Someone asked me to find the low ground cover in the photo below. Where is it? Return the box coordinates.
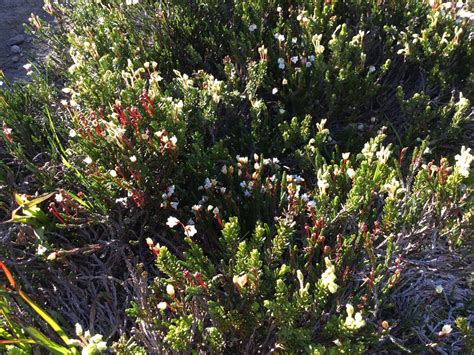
[0,0,472,353]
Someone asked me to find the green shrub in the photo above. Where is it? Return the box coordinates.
[129,131,471,352]
[0,0,472,353]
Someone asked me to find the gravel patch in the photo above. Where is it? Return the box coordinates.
[0,0,49,83]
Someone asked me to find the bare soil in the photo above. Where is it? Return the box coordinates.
[0,0,49,82]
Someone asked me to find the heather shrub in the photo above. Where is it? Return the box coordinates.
[0,0,472,353]
[124,130,472,352]
[6,0,472,156]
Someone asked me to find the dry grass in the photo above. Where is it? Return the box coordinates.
[387,204,473,354]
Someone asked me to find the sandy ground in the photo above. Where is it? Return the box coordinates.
[0,0,49,83]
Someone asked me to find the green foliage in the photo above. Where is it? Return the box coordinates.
[1,0,471,222]
[0,0,472,353]
[455,316,474,352]
[134,135,472,352]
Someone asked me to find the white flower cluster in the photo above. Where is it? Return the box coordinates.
[276,51,316,70]
[263,157,280,168]
[154,129,178,147]
[173,99,184,114]
[199,177,218,191]
[167,216,197,237]
[104,121,126,144]
[240,180,254,197]
[175,71,193,89]
[312,34,325,55]
[376,145,391,164]
[194,155,282,215]
[317,168,330,195]
[277,57,285,70]
[316,118,328,133]
[454,146,473,178]
[161,185,179,209]
[344,304,366,330]
[274,32,285,42]
[321,257,338,293]
[286,174,304,197]
[205,75,223,103]
[382,177,405,199]
[68,323,107,354]
[361,140,379,162]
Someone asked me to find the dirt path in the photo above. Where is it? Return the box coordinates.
[0,0,48,83]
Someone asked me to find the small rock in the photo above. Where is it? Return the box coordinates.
[11,45,21,54]
[11,56,19,63]
[8,34,26,46]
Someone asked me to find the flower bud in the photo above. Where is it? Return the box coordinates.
[166,284,175,297]
[47,252,57,261]
[75,323,83,337]
[96,341,107,351]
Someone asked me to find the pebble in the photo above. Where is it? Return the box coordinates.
[11,45,21,54]
[8,34,26,46]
